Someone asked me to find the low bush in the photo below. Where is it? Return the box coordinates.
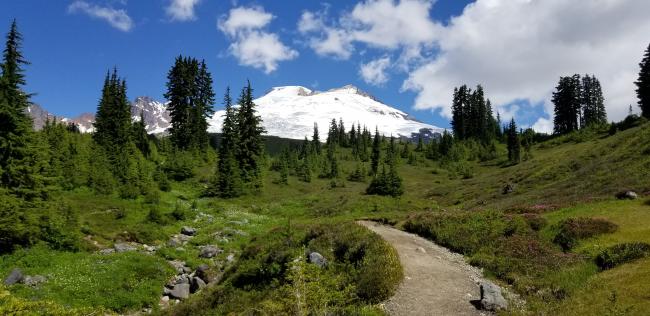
[553,217,618,251]
[595,242,650,270]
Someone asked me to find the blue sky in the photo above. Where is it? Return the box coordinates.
[1,1,649,132]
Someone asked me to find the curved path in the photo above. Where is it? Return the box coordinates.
[358,221,490,316]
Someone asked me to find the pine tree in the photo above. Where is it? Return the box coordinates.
[338,118,347,147]
[581,75,607,127]
[164,56,215,150]
[236,81,266,186]
[370,128,381,175]
[327,118,339,147]
[507,119,520,163]
[636,43,650,118]
[552,75,581,134]
[93,69,132,150]
[132,111,150,156]
[415,136,423,152]
[211,87,242,197]
[0,20,44,197]
[311,122,321,155]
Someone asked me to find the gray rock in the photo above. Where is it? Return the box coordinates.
[182,266,192,274]
[169,283,190,300]
[22,275,46,286]
[181,226,197,236]
[226,253,236,263]
[99,248,115,255]
[168,260,186,273]
[114,243,137,252]
[616,190,638,200]
[199,245,221,258]
[190,276,206,293]
[167,237,182,247]
[479,281,507,311]
[176,274,190,285]
[309,252,328,268]
[195,264,210,283]
[4,268,23,285]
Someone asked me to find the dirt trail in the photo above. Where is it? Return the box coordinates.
[358,221,490,316]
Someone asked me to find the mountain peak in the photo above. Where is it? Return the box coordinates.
[328,84,379,102]
[263,86,313,98]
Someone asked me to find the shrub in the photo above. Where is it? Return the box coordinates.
[553,217,618,251]
[522,213,547,231]
[170,202,189,221]
[146,207,167,225]
[595,242,650,270]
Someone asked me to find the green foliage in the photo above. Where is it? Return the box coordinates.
[507,118,521,163]
[208,87,243,198]
[450,84,498,143]
[636,43,650,118]
[162,150,195,181]
[595,242,650,270]
[235,81,266,187]
[164,56,215,151]
[553,217,618,251]
[0,245,174,311]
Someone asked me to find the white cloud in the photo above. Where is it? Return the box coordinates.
[219,6,297,73]
[218,6,273,37]
[360,56,391,86]
[402,0,650,122]
[68,1,133,32]
[229,31,298,74]
[532,117,553,134]
[166,0,201,21]
[298,0,439,60]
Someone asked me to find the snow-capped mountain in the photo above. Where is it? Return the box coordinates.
[27,85,443,141]
[208,85,443,140]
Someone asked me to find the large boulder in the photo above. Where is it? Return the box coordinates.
[168,283,190,300]
[190,276,207,293]
[308,252,328,268]
[479,281,507,311]
[199,245,221,258]
[616,190,638,200]
[4,268,23,285]
[195,264,210,283]
[181,226,197,236]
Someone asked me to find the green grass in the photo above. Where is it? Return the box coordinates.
[0,244,174,311]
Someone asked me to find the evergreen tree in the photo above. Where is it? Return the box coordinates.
[552,75,582,134]
[132,111,150,156]
[581,75,607,127]
[400,141,410,159]
[338,118,347,147]
[370,128,381,175]
[636,43,650,118]
[507,119,521,163]
[415,136,423,152]
[0,20,41,195]
[93,69,132,150]
[326,118,339,147]
[236,81,266,186]
[211,87,242,197]
[311,122,321,155]
[164,56,215,150]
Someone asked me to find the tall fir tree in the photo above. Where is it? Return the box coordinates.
[311,122,321,155]
[212,87,242,197]
[581,75,607,127]
[370,127,381,175]
[0,20,42,196]
[636,43,650,118]
[507,118,521,163]
[132,111,150,157]
[552,75,582,134]
[236,81,266,186]
[164,56,215,150]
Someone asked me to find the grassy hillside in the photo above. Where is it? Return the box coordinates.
[2,121,649,315]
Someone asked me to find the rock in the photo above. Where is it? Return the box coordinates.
[181,226,197,236]
[160,295,170,306]
[168,260,186,273]
[199,245,221,258]
[190,276,206,293]
[99,248,115,255]
[176,274,190,285]
[143,244,158,252]
[114,242,137,252]
[195,264,210,282]
[169,283,190,300]
[479,281,507,311]
[226,253,236,263]
[22,275,46,286]
[502,183,514,195]
[616,190,638,200]
[4,268,23,285]
[182,266,192,274]
[167,237,182,247]
[308,252,328,268]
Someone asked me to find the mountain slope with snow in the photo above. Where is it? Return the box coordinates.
[208,85,443,140]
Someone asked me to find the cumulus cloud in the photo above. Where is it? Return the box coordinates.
[68,1,133,32]
[298,0,439,60]
[360,56,391,86]
[299,0,650,132]
[219,6,297,73]
[166,0,201,21]
[402,0,650,126]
